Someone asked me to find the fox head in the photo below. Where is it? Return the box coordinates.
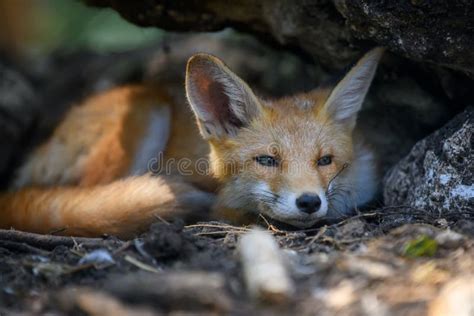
[185,48,383,228]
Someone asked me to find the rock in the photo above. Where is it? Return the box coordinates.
[428,276,474,316]
[313,280,357,310]
[361,294,390,316]
[84,0,474,77]
[145,32,323,97]
[84,0,354,69]
[435,230,465,249]
[0,59,38,188]
[384,107,473,218]
[335,1,474,76]
[341,256,394,279]
[78,249,115,266]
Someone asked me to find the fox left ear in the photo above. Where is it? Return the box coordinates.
[185,54,262,140]
[324,48,384,130]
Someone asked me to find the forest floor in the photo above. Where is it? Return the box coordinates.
[0,208,473,315]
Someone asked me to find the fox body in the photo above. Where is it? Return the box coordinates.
[0,48,383,238]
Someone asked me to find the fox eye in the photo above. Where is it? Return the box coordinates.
[317,155,332,166]
[255,155,279,167]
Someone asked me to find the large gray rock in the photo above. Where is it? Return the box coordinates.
[384,107,473,218]
[335,0,474,76]
[84,0,474,77]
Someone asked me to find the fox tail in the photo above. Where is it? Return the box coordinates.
[0,175,213,238]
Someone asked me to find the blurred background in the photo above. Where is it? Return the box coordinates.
[0,0,164,57]
[0,0,163,187]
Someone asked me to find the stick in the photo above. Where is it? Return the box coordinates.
[238,228,294,303]
[0,229,122,250]
[0,240,51,256]
[124,255,161,274]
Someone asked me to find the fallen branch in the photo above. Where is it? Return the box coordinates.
[57,287,156,316]
[106,271,233,312]
[239,228,294,303]
[0,240,51,256]
[124,255,161,274]
[0,229,123,251]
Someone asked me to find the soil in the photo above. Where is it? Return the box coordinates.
[0,208,472,315]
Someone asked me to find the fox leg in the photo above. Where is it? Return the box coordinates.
[0,174,214,238]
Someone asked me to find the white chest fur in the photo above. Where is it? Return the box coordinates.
[128,105,171,176]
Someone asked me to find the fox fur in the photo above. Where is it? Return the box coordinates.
[0,48,383,238]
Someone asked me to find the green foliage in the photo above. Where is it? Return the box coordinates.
[403,235,438,258]
[32,0,163,54]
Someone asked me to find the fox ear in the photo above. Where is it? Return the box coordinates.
[324,48,384,130]
[185,54,261,140]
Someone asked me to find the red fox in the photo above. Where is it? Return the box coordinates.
[0,48,383,238]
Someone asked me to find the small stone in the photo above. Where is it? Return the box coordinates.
[428,276,474,316]
[435,230,464,249]
[313,281,356,310]
[78,249,114,265]
[410,262,450,284]
[342,256,394,279]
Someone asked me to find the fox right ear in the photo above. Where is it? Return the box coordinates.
[324,48,384,130]
[185,54,261,140]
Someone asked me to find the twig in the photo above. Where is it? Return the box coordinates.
[133,239,157,265]
[69,249,84,257]
[185,222,252,239]
[319,235,342,249]
[0,240,51,256]
[124,255,161,274]
[71,237,80,252]
[306,225,328,245]
[113,240,132,255]
[65,263,96,274]
[239,228,294,303]
[259,214,286,235]
[194,230,247,237]
[338,236,373,244]
[0,229,123,251]
[153,214,171,225]
[49,227,67,235]
[185,223,250,231]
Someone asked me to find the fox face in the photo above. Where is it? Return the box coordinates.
[185,49,383,227]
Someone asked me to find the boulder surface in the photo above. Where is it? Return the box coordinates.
[384,107,473,218]
[84,0,474,76]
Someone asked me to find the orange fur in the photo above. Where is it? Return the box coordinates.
[186,49,382,227]
[2,85,214,238]
[0,175,211,238]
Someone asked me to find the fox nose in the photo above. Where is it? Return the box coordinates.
[296,193,321,214]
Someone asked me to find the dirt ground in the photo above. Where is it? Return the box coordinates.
[0,207,472,316]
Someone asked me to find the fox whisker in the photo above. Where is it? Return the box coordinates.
[326,179,361,218]
[328,163,350,189]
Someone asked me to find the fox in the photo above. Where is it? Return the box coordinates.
[0,48,383,238]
